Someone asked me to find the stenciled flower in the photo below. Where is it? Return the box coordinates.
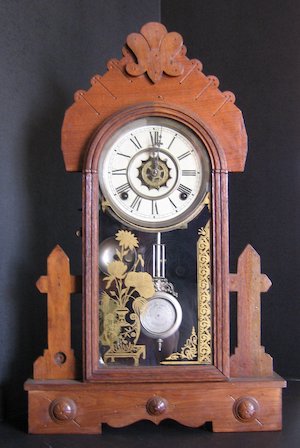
[125,272,155,299]
[132,296,148,315]
[107,260,127,278]
[104,260,127,288]
[115,230,139,250]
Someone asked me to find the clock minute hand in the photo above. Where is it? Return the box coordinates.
[150,130,163,174]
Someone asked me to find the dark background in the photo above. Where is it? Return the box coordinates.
[0,0,299,425]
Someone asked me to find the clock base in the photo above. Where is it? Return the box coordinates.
[25,376,286,433]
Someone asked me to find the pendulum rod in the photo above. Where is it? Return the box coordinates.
[152,232,166,278]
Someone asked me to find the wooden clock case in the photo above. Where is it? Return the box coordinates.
[24,22,286,433]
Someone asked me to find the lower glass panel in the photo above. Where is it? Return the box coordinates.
[98,194,213,367]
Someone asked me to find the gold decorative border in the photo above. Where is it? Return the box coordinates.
[161,327,198,362]
[162,194,212,365]
[197,218,212,363]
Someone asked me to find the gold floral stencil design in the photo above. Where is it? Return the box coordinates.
[99,230,155,366]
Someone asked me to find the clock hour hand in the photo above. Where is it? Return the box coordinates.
[151,150,159,175]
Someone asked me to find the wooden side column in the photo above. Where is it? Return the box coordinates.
[33,245,81,379]
[230,245,273,377]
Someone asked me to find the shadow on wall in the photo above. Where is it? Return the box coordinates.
[3,76,82,421]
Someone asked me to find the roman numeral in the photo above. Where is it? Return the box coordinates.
[130,136,142,149]
[116,152,130,158]
[182,170,196,176]
[167,134,177,149]
[168,197,178,210]
[130,195,142,211]
[116,183,130,194]
[112,168,127,175]
[178,184,192,195]
[150,130,162,147]
[178,151,191,161]
[151,200,158,215]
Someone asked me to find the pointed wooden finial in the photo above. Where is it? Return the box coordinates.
[33,245,81,380]
[230,245,273,377]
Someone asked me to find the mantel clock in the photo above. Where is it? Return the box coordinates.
[25,22,286,433]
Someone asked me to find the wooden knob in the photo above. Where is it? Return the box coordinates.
[233,397,259,422]
[49,398,76,423]
[146,396,168,416]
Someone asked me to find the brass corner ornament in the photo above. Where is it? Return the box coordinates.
[125,22,185,83]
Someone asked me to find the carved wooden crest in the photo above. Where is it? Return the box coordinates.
[61,22,247,173]
[125,22,184,83]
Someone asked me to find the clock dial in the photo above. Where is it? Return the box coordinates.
[98,117,210,231]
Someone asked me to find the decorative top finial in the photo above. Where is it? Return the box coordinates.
[125,22,184,83]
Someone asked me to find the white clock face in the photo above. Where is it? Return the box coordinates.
[98,117,210,231]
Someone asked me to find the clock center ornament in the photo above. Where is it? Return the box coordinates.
[25,22,286,434]
[137,155,170,190]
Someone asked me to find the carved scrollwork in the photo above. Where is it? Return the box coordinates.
[125,22,184,83]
